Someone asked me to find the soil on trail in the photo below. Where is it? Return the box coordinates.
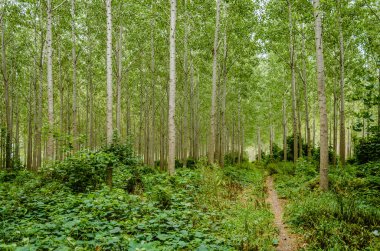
[266,176,299,251]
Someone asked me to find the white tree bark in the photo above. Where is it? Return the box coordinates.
[283,97,287,161]
[257,127,261,162]
[288,0,298,162]
[47,0,54,160]
[338,0,346,165]
[313,0,329,191]
[116,26,123,134]
[106,0,113,145]
[71,0,78,150]
[167,0,177,175]
[302,24,311,159]
[208,0,221,164]
[182,0,189,167]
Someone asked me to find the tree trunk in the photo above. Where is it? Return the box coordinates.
[14,96,20,162]
[88,33,94,149]
[313,111,316,147]
[150,11,156,166]
[338,0,346,165]
[378,67,380,128]
[182,0,189,167]
[257,127,261,162]
[47,0,54,160]
[270,125,273,159]
[237,97,241,164]
[297,92,302,158]
[208,0,221,164]
[27,67,34,170]
[71,0,78,151]
[240,121,244,163]
[190,61,195,158]
[313,0,329,191]
[2,16,12,170]
[288,0,298,162]
[116,26,123,134]
[333,79,337,165]
[194,71,200,160]
[34,3,44,169]
[160,104,165,170]
[106,0,113,145]
[167,0,177,175]
[283,98,287,161]
[220,28,228,167]
[302,26,311,160]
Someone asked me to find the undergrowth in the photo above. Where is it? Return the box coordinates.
[0,152,276,250]
[271,159,380,250]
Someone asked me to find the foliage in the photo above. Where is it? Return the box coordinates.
[102,140,141,166]
[284,135,310,161]
[0,162,277,250]
[45,143,138,193]
[224,152,249,165]
[46,150,118,193]
[354,132,380,164]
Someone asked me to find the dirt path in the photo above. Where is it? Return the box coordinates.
[266,176,298,251]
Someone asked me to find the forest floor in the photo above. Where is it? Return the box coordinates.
[266,176,300,251]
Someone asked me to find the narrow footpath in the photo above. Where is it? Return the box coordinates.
[266,176,298,251]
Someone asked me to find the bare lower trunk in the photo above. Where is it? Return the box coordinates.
[160,104,165,170]
[34,6,44,169]
[106,165,113,189]
[283,98,287,161]
[2,18,12,170]
[106,0,113,145]
[116,26,123,134]
[183,0,189,167]
[71,0,78,151]
[302,27,311,159]
[313,112,316,147]
[257,128,261,162]
[150,13,156,166]
[190,62,195,158]
[27,75,33,169]
[88,33,94,149]
[378,67,380,128]
[313,0,329,191]
[270,125,273,159]
[333,80,337,165]
[338,0,346,165]
[194,71,200,160]
[47,0,54,160]
[288,1,298,162]
[220,28,228,167]
[240,122,244,162]
[14,98,20,162]
[208,0,221,164]
[168,0,177,175]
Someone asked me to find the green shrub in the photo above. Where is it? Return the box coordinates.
[355,132,380,164]
[47,150,118,193]
[150,186,172,209]
[295,158,318,177]
[266,162,278,175]
[312,146,335,164]
[224,152,249,165]
[102,141,140,166]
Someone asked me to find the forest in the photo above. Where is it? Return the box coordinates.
[0,0,379,250]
